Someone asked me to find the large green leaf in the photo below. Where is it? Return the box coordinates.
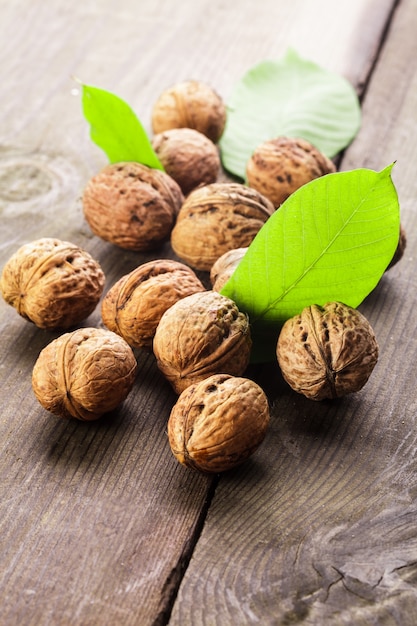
[220,49,361,180]
[221,165,400,361]
[81,84,164,169]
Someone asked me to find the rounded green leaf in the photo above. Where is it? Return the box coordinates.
[219,49,361,180]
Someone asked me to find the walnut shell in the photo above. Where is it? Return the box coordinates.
[101,259,205,350]
[82,162,184,251]
[276,302,379,401]
[0,238,105,329]
[386,223,407,270]
[151,80,227,143]
[246,136,336,207]
[153,290,252,394]
[168,373,270,473]
[170,182,274,271]
[210,247,248,292]
[32,327,137,421]
[152,128,220,195]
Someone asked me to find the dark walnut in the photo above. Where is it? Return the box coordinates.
[152,128,220,196]
[151,79,227,143]
[82,162,183,251]
[0,237,105,329]
[153,290,252,394]
[170,182,274,271]
[246,136,336,207]
[32,327,137,421]
[101,259,205,350]
[276,302,379,400]
[168,374,270,473]
[387,223,407,270]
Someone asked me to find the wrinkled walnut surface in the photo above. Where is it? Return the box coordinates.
[32,327,137,421]
[170,182,274,270]
[152,128,220,195]
[277,302,379,400]
[151,80,227,143]
[102,259,205,350]
[0,238,105,329]
[168,373,270,473]
[82,162,183,251]
[210,247,248,292]
[246,136,336,207]
[153,291,252,394]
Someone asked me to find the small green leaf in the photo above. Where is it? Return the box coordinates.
[81,84,164,169]
[221,165,400,361]
[220,48,361,180]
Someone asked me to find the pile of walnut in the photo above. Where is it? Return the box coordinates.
[0,79,406,474]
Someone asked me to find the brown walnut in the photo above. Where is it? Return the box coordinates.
[152,128,220,195]
[32,327,137,421]
[151,79,227,143]
[386,223,407,270]
[153,290,252,394]
[0,238,105,329]
[170,182,274,271]
[82,162,183,251]
[276,302,379,401]
[101,259,205,350]
[246,136,336,208]
[168,373,270,473]
[210,247,248,292]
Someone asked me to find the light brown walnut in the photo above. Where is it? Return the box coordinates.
[101,259,205,350]
[210,247,248,292]
[32,327,137,421]
[168,373,270,473]
[82,162,183,251]
[276,302,379,400]
[170,182,274,271]
[153,291,252,394]
[0,238,105,329]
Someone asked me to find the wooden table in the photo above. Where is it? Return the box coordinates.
[1,1,417,623]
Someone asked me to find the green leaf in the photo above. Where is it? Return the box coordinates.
[219,49,361,180]
[81,84,164,169]
[221,165,400,361]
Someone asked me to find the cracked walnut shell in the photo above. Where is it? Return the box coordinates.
[276,302,379,401]
[0,238,105,329]
[168,374,270,473]
[101,259,205,350]
[153,291,252,394]
[32,327,137,421]
[246,136,336,207]
[82,162,184,251]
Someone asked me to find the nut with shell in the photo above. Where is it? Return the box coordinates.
[386,223,407,270]
[170,182,274,271]
[168,373,270,473]
[101,259,206,351]
[151,79,227,143]
[152,128,221,196]
[0,238,105,329]
[82,162,183,251]
[210,247,248,292]
[276,301,379,401]
[32,327,137,421]
[153,290,252,394]
[246,136,336,208]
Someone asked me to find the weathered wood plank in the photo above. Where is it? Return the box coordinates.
[169,0,417,624]
[0,0,399,624]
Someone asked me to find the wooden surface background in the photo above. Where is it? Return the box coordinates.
[1,0,417,624]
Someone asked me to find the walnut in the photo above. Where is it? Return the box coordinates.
[168,373,270,473]
[101,259,205,350]
[246,136,336,208]
[151,80,227,143]
[170,182,274,271]
[152,128,220,195]
[386,223,407,270]
[153,290,251,394]
[0,238,105,329]
[276,302,379,401]
[210,247,248,292]
[32,327,137,421]
[82,162,183,251]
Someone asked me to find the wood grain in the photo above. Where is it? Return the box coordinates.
[0,0,406,624]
